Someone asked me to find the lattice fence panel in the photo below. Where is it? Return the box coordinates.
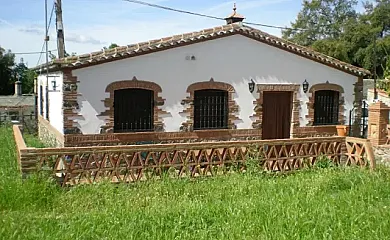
[22,137,353,186]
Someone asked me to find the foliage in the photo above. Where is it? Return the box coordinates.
[14,61,37,94]
[283,0,390,78]
[282,0,358,46]
[1,126,390,239]
[314,154,334,168]
[0,46,36,95]
[23,133,46,148]
[384,56,390,79]
[0,46,16,95]
[103,43,119,50]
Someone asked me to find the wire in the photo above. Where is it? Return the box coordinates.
[122,0,307,31]
[123,0,222,21]
[36,2,55,66]
[13,50,57,55]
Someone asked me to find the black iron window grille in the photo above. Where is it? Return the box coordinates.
[114,88,154,133]
[313,90,339,125]
[193,89,228,130]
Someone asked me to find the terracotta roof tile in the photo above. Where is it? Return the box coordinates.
[35,23,370,76]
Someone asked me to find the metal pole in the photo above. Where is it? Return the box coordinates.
[45,0,50,120]
[373,33,378,100]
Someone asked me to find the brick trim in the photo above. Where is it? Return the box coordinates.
[180,78,240,131]
[351,77,363,136]
[99,76,166,132]
[251,84,300,138]
[306,83,345,126]
[64,129,263,146]
[63,69,81,134]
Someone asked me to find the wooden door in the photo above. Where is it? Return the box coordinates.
[262,91,292,139]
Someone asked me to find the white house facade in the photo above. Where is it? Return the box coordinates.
[35,13,370,147]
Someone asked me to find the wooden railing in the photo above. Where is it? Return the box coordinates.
[13,125,27,173]
[13,125,375,186]
[12,125,376,186]
[345,137,375,170]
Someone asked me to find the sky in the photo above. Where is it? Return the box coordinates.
[0,0,305,67]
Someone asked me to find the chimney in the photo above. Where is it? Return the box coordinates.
[14,81,22,96]
[224,3,245,25]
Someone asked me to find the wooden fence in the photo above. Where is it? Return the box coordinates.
[13,125,375,186]
[1,113,37,134]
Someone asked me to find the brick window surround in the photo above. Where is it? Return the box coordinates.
[251,84,300,138]
[99,76,166,133]
[306,83,345,126]
[180,78,240,131]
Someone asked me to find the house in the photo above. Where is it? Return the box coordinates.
[0,81,36,124]
[34,6,370,147]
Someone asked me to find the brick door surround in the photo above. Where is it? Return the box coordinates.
[251,84,300,138]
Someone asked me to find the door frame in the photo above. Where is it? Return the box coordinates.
[251,84,300,139]
[261,91,293,139]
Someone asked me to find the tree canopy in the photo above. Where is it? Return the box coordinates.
[283,0,390,78]
[0,46,36,95]
[103,43,119,50]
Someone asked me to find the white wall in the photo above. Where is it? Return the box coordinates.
[367,89,390,106]
[37,72,64,134]
[72,34,358,134]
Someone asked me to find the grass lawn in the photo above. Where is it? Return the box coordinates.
[1,126,390,239]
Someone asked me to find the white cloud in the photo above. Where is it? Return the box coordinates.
[66,34,107,45]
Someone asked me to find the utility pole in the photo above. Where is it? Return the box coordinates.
[55,0,65,58]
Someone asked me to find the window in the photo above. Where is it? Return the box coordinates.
[113,88,154,132]
[39,85,44,116]
[193,89,228,130]
[313,90,339,125]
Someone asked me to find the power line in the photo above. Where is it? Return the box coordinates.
[122,0,307,31]
[13,49,57,55]
[36,1,55,66]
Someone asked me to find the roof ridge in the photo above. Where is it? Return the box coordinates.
[35,23,369,76]
[240,24,368,74]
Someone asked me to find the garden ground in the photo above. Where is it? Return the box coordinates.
[1,126,390,239]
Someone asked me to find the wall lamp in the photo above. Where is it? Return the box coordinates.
[248,79,255,93]
[302,79,309,93]
[51,80,57,91]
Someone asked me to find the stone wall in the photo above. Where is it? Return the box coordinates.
[38,115,64,147]
[373,146,390,167]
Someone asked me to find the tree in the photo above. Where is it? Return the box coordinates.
[0,46,16,95]
[13,61,36,94]
[283,0,390,78]
[282,0,358,46]
[103,43,119,50]
[0,46,36,95]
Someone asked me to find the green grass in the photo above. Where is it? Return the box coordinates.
[23,133,46,148]
[1,126,390,239]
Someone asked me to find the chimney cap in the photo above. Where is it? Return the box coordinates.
[224,3,245,24]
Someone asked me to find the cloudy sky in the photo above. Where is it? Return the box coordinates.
[0,0,304,67]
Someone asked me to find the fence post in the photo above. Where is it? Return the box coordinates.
[364,140,376,170]
[368,101,390,146]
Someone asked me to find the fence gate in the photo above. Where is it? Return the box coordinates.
[348,101,368,138]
